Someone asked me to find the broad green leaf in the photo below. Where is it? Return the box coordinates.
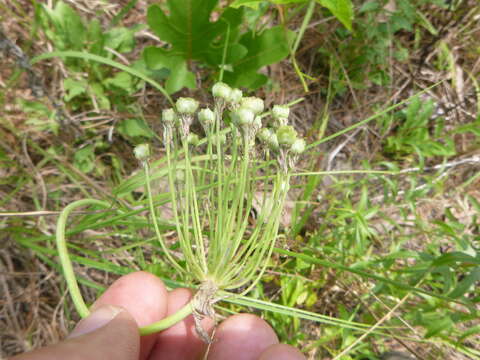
[145,2,253,91]
[316,0,354,31]
[165,61,196,93]
[143,47,196,93]
[225,26,293,88]
[144,47,172,70]
[147,1,220,61]
[206,43,248,65]
[117,118,155,139]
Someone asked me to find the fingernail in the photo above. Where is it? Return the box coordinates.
[69,305,124,338]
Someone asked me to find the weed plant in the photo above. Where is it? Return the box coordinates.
[56,82,307,339]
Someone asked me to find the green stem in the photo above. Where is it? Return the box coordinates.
[144,162,185,275]
[289,0,316,92]
[56,198,193,334]
[139,302,193,335]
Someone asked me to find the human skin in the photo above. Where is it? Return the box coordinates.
[11,271,305,360]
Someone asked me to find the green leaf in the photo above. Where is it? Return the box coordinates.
[225,26,293,88]
[104,72,134,92]
[424,315,453,338]
[63,78,88,101]
[42,1,86,50]
[74,145,95,173]
[143,47,196,93]
[316,0,354,31]
[432,252,480,267]
[271,0,306,3]
[147,1,219,62]
[165,60,196,93]
[117,118,155,139]
[105,27,139,53]
[145,2,248,91]
[449,268,480,299]
[230,0,262,8]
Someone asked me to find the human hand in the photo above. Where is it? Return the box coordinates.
[11,271,305,360]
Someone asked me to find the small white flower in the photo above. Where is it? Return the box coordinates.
[258,128,273,143]
[212,82,232,99]
[162,108,177,125]
[291,138,306,154]
[198,108,215,126]
[176,97,199,114]
[241,97,264,115]
[233,107,255,126]
[228,88,243,103]
[272,105,289,120]
[134,143,150,161]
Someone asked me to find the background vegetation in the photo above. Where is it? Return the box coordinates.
[1,0,479,359]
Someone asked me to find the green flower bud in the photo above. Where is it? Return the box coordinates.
[233,107,255,126]
[276,125,297,146]
[176,97,199,114]
[228,88,243,103]
[268,133,279,150]
[272,105,290,120]
[186,133,200,146]
[291,138,306,154]
[258,128,273,143]
[241,97,264,115]
[134,143,150,161]
[212,82,232,99]
[162,108,177,125]
[198,108,215,126]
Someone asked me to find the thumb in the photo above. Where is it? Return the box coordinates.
[11,305,140,360]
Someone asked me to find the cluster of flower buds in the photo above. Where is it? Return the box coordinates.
[256,102,306,172]
[154,81,305,171]
[212,82,243,108]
